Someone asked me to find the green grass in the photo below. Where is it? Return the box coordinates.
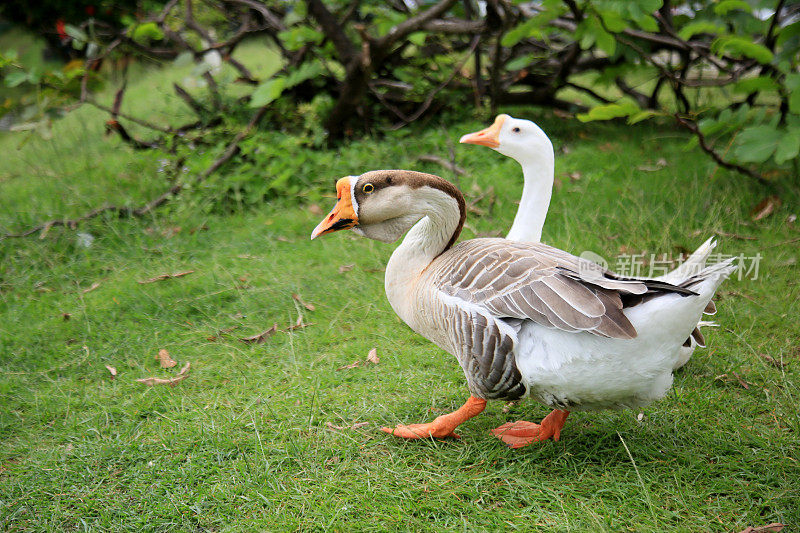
[1,49,800,531]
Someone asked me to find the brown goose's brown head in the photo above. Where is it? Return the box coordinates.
[311,170,465,249]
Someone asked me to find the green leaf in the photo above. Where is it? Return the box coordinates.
[637,0,663,12]
[789,92,800,115]
[285,62,322,87]
[776,21,800,49]
[278,26,323,51]
[599,10,626,33]
[714,0,751,15]
[774,128,800,164]
[713,36,773,64]
[501,18,541,47]
[634,15,659,33]
[250,77,286,107]
[785,74,800,114]
[733,125,782,163]
[505,53,539,71]
[408,32,426,47]
[582,17,616,55]
[64,24,88,42]
[131,22,164,45]
[628,110,655,124]
[678,22,726,41]
[732,76,779,94]
[4,71,28,87]
[577,101,640,122]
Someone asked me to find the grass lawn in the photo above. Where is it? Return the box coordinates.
[1,51,799,531]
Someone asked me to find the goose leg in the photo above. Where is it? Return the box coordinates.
[381,396,487,440]
[491,410,570,448]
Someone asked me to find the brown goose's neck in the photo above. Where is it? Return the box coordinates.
[383,176,466,321]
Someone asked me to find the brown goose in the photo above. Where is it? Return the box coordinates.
[312,170,735,448]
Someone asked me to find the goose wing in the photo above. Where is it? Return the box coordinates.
[434,238,666,340]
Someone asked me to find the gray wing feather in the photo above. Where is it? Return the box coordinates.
[436,239,642,339]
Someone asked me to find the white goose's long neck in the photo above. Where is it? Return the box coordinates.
[505,150,554,243]
[384,189,463,323]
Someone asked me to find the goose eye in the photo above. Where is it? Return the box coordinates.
[363,183,375,194]
[512,127,521,133]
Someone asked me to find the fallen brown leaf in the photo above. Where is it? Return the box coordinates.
[566,171,582,181]
[598,142,618,152]
[751,195,782,221]
[337,360,361,371]
[637,158,668,172]
[292,293,316,311]
[189,224,209,234]
[338,264,355,274]
[285,319,314,331]
[501,400,519,414]
[714,373,751,389]
[136,362,191,387]
[105,365,117,378]
[62,313,71,321]
[759,353,787,368]
[157,349,177,369]
[326,421,370,431]
[82,281,101,294]
[276,236,292,243]
[366,347,380,365]
[738,523,785,533]
[732,371,750,389]
[137,270,194,284]
[240,323,279,344]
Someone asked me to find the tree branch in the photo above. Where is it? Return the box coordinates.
[375,0,459,52]
[674,115,771,187]
[306,0,357,63]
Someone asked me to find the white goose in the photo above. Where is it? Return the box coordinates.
[459,114,718,369]
[311,170,735,448]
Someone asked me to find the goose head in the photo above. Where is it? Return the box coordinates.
[311,170,465,246]
[459,114,553,166]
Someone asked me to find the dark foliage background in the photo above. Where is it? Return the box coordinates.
[1,0,797,235]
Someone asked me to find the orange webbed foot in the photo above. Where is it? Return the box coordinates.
[491,410,570,449]
[381,396,487,441]
[380,423,460,440]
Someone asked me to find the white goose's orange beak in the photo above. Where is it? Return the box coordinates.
[311,177,358,239]
[459,114,508,148]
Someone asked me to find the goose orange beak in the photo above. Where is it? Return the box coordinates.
[311,177,358,239]
[459,114,507,148]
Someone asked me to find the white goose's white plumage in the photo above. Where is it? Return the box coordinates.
[460,114,718,369]
[311,170,736,447]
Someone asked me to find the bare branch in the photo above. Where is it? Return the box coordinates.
[306,0,357,63]
[376,0,459,52]
[174,83,209,116]
[389,36,479,128]
[674,115,771,187]
[83,99,172,133]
